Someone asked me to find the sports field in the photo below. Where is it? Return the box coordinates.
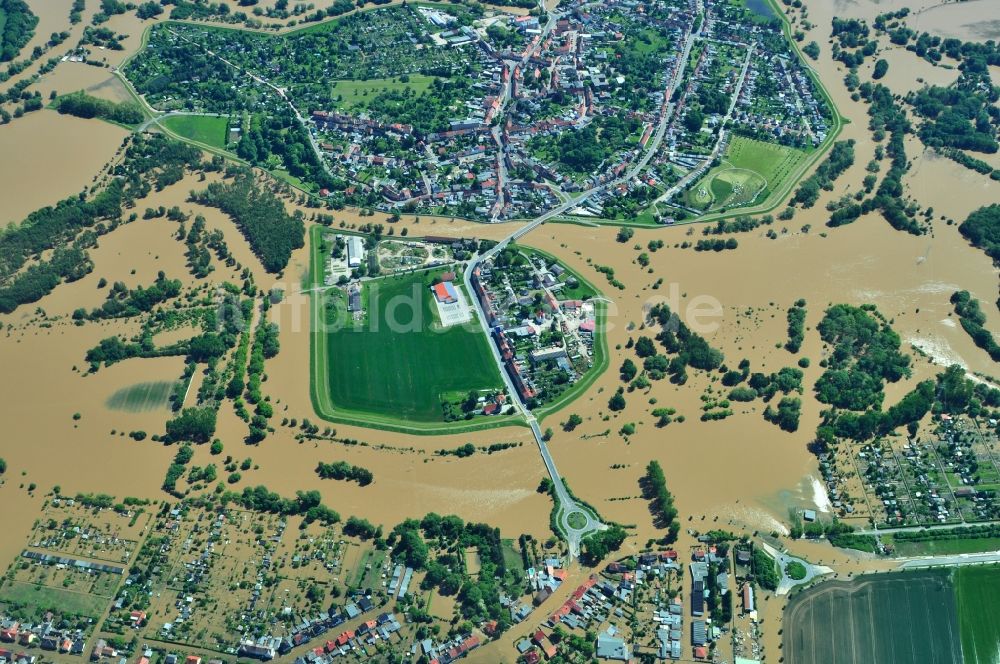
[316,270,503,423]
[160,114,230,149]
[956,565,1000,664]
[687,136,808,210]
[784,570,963,664]
[331,75,435,111]
[106,381,177,412]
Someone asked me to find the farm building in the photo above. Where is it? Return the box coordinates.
[347,236,365,268]
[432,281,459,304]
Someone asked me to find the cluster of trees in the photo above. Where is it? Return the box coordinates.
[694,238,738,252]
[642,461,680,543]
[763,396,802,432]
[0,181,122,313]
[183,214,230,278]
[893,523,1000,544]
[315,460,374,486]
[637,303,725,384]
[751,547,779,591]
[959,204,1000,265]
[55,91,144,125]
[165,406,217,443]
[941,148,1000,179]
[243,318,280,442]
[192,172,305,273]
[580,525,628,566]
[534,114,641,174]
[73,272,181,321]
[0,0,39,62]
[362,76,476,135]
[437,443,477,458]
[792,140,855,207]
[221,486,340,526]
[0,135,202,315]
[911,82,998,154]
[701,215,773,236]
[858,83,922,235]
[0,245,93,314]
[785,299,807,352]
[813,304,910,411]
[342,515,381,540]
[951,291,1000,362]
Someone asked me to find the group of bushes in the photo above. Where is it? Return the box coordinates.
[315,460,374,486]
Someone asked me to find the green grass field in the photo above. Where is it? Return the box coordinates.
[161,114,230,149]
[687,136,808,211]
[956,565,1000,664]
[0,581,109,620]
[317,269,503,422]
[889,536,1000,557]
[331,75,435,111]
[106,381,177,412]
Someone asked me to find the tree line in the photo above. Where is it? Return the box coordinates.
[55,91,144,125]
[642,460,680,543]
[315,460,374,486]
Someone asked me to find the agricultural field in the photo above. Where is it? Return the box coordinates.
[687,136,808,210]
[313,267,504,424]
[956,565,1000,664]
[783,570,963,664]
[106,381,178,412]
[160,115,232,150]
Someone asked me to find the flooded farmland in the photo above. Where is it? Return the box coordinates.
[0,111,128,226]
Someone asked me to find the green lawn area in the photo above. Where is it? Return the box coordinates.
[161,114,230,149]
[316,267,503,423]
[0,581,109,620]
[106,381,177,412]
[686,136,808,211]
[956,565,1000,664]
[889,536,1000,557]
[501,539,525,575]
[331,75,436,111]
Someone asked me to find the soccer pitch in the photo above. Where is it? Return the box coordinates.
[313,269,504,425]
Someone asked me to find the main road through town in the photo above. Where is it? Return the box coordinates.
[462,16,699,558]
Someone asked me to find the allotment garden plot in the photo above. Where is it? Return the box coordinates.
[819,414,1000,531]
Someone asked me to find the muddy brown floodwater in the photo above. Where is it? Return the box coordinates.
[0,0,998,659]
[0,111,128,226]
